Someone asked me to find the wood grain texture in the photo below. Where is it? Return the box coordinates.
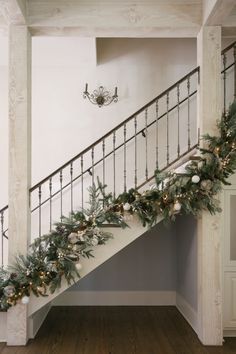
[197,26,223,346]
[27,1,202,28]
[1,306,236,353]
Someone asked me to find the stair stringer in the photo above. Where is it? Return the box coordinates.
[28,215,162,317]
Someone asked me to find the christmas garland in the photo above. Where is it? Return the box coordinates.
[1,103,236,311]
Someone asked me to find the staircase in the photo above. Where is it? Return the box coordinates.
[0,40,235,342]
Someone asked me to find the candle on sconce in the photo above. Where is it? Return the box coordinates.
[114,87,118,97]
[85,83,88,93]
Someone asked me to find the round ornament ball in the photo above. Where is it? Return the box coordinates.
[21,296,30,305]
[75,262,83,271]
[3,285,15,297]
[191,175,200,184]
[123,202,131,211]
[68,232,78,244]
[174,201,182,212]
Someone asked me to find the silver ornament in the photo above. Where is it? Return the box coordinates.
[68,232,78,244]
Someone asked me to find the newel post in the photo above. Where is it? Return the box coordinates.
[197,26,223,345]
[7,25,32,346]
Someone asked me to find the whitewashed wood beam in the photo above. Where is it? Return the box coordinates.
[197,26,223,346]
[203,0,236,26]
[0,0,27,25]
[29,26,200,38]
[27,1,201,37]
[7,24,31,346]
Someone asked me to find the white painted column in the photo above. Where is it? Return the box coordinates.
[7,25,31,346]
[197,26,222,345]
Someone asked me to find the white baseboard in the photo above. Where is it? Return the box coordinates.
[176,292,198,334]
[0,312,7,342]
[53,291,176,306]
[28,303,51,339]
[223,329,236,337]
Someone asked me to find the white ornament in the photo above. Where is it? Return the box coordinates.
[75,263,83,271]
[174,201,182,211]
[191,175,200,184]
[68,232,78,244]
[21,296,30,305]
[123,202,131,211]
[3,285,15,297]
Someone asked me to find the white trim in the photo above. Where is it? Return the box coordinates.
[0,312,7,342]
[53,291,176,306]
[176,292,198,334]
[28,303,51,339]
[223,329,236,337]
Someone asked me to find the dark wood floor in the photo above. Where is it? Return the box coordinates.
[0,306,236,354]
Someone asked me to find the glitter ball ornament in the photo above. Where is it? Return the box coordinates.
[68,232,78,244]
[75,263,83,271]
[191,175,200,184]
[3,285,15,297]
[174,201,182,212]
[123,202,131,211]
[21,296,30,305]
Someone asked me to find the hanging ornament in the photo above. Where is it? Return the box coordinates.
[21,296,30,305]
[75,262,83,271]
[191,175,200,184]
[68,232,78,244]
[173,201,182,212]
[3,285,15,297]
[123,202,131,211]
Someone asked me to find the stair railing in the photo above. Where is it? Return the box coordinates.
[0,66,200,265]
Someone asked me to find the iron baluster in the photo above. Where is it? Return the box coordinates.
[49,178,52,232]
[187,76,191,150]
[166,92,170,165]
[38,186,42,237]
[1,211,3,267]
[102,140,105,186]
[177,84,180,157]
[155,100,159,169]
[134,116,137,188]
[145,108,148,181]
[81,156,84,209]
[113,131,116,198]
[124,123,127,192]
[234,45,236,100]
[91,147,94,185]
[223,53,227,115]
[70,162,73,213]
[60,170,63,220]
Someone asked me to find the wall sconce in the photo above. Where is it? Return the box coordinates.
[83,83,118,108]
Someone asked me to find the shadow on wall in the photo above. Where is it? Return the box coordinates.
[96,38,197,66]
[72,220,177,292]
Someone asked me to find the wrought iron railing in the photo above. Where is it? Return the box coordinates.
[222,41,236,113]
[0,67,199,266]
[29,67,199,239]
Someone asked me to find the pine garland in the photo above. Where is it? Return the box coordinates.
[1,102,236,311]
